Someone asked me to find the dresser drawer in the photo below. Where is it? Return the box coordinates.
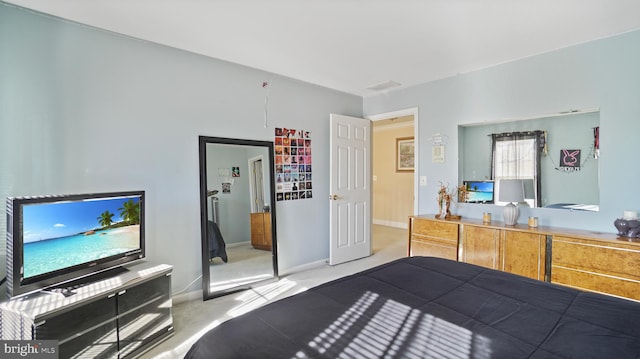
[552,236,640,279]
[410,236,458,260]
[411,218,458,240]
[551,266,640,300]
[409,217,459,260]
[551,236,640,299]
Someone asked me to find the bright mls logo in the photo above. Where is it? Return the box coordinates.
[1,340,58,358]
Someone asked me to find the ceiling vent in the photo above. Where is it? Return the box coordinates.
[366,80,401,92]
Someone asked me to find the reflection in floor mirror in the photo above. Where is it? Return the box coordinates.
[198,136,278,300]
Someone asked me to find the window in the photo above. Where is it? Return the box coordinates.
[491,131,544,207]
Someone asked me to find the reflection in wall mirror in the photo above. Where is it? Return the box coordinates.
[199,136,278,300]
[459,110,600,211]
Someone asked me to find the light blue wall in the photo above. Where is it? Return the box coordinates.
[365,29,640,232]
[0,4,362,296]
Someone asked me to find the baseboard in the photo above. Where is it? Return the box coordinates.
[225,240,251,248]
[174,224,403,304]
[279,259,328,276]
[173,260,329,303]
[172,289,202,304]
[372,219,408,229]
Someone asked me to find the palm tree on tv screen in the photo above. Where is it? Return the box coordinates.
[119,199,140,224]
[98,210,115,228]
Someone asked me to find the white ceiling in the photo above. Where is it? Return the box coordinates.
[6,0,640,96]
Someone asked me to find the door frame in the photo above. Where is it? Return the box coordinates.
[367,107,420,216]
[248,155,265,213]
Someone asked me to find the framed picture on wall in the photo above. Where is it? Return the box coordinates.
[396,137,415,172]
[560,149,581,168]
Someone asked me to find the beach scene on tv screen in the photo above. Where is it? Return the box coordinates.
[22,196,141,279]
[467,182,494,202]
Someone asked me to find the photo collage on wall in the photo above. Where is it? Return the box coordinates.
[275,128,312,201]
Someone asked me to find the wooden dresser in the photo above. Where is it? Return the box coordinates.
[250,212,272,250]
[409,215,640,301]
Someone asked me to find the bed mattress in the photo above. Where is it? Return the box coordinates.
[185,256,640,358]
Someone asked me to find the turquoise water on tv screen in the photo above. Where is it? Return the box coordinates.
[23,225,140,279]
[470,191,494,202]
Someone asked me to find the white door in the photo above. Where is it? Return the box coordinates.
[329,114,372,265]
[249,156,265,212]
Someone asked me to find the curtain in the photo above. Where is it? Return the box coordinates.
[491,131,544,207]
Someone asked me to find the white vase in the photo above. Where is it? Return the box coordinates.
[503,202,519,225]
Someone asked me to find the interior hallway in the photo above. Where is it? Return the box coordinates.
[144,224,408,358]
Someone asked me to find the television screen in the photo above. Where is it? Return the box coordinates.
[463,181,494,203]
[6,191,145,298]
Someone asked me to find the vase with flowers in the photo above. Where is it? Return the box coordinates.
[436,182,464,220]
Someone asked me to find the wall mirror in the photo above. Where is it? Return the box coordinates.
[199,136,278,300]
[458,110,600,211]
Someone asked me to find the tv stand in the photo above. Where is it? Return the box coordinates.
[45,287,77,297]
[45,266,130,297]
[0,262,173,358]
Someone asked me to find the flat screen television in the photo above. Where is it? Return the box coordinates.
[463,180,495,204]
[6,190,145,298]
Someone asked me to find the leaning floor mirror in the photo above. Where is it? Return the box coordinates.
[198,136,278,300]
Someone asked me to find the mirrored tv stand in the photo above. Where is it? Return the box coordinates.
[0,262,173,359]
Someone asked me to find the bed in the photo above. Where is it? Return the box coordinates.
[544,203,600,211]
[185,256,640,358]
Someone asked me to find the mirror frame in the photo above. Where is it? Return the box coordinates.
[198,136,279,300]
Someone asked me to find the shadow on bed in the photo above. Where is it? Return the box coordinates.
[185,256,640,358]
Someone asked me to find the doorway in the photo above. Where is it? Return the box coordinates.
[368,108,418,252]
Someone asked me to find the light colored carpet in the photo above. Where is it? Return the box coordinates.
[208,243,273,293]
[142,224,407,359]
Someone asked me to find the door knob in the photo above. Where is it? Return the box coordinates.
[329,194,340,200]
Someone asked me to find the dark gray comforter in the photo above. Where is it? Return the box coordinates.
[186,256,640,358]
